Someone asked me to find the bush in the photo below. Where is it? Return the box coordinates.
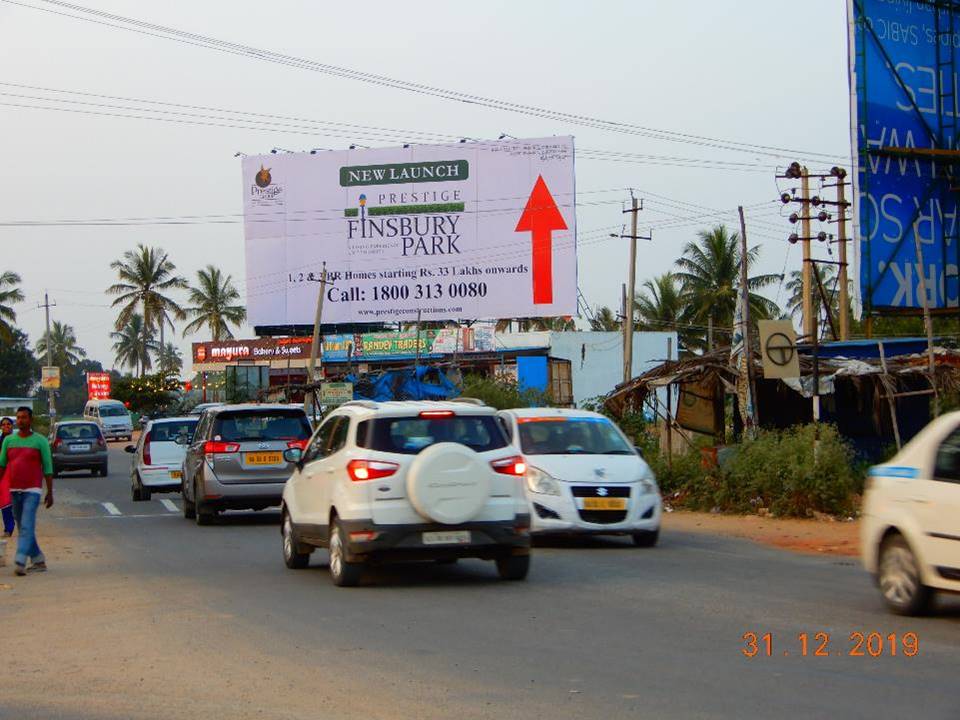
[459,374,550,410]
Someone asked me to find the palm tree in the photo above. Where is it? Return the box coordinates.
[0,271,24,344]
[35,321,86,368]
[157,342,183,376]
[111,314,156,376]
[674,224,780,350]
[107,244,187,351]
[633,273,695,349]
[589,306,621,331]
[182,265,246,341]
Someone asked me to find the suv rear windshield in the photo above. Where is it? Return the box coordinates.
[518,417,634,455]
[150,420,198,442]
[99,405,128,417]
[358,415,508,455]
[57,424,102,440]
[213,410,311,442]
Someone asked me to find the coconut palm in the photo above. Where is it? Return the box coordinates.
[0,271,24,344]
[157,342,183,376]
[182,265,246,341]
[674,224,781,350]
[111,314,156,376]
[107,244,187,349]
[35,321,86,368]
[633,273,696,350]
[589,306,621,331]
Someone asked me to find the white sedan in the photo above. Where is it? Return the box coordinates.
[862,411,960,615]
[125,417,198,501]
[497,408,661,546]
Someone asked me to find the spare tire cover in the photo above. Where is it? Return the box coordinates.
[407,442,491,525]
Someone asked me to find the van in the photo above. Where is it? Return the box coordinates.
[83,399,134,442]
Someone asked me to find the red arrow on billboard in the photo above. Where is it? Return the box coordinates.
[515,175,568,305]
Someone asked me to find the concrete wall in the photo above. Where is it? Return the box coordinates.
[547,331,677,407]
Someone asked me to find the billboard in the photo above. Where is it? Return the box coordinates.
[242,137,576,325]
[86,372,111,400]
[40,366,60,390]
[848,0,960,312]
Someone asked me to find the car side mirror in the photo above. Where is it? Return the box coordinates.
[634,446,644,457]
[283,447,304,466]
[124,445,136,454]
[174,435,190,446]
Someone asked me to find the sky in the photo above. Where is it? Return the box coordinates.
[0,0,851,375]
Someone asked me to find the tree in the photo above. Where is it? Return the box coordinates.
[0,329,39,396]
[111,314,157,377]
[35,321,86,369]
[107,244,187,352]
[589,306,621,331]
[673,224,780,350]
[157,342,183,377]
[182,265,246,341]
[633,273,696,350]
[57,359,105,416]
[0,271,24,345]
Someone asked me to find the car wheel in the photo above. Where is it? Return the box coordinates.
[194,480,215,526]
[496,554,530,581]
[632,529,659,547]
[282,512,310,569]
[99,464,108,477]
[328,517,363,587]
[878,534,933,616]
[182,480,196,520]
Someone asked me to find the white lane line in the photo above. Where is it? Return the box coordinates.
[160,499,179,513]
[102,502,121,516]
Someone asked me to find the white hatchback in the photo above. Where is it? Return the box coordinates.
[280,400,532,586]
[862,411,960,615]
[125,416,198,501]
[497,408,661,546]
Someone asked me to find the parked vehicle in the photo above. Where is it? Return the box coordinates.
[862,412,960,615]
[181,403,312,524]
[50,421,108,477]
[188,402,223,417]
[125,417,199,501]
[281,400,531,586]
[83,399,133,442]
[497,408,661,546]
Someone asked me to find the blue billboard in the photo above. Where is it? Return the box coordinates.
[849,0,960,311]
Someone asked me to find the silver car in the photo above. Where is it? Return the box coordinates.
[50,421,109,477]
[181,403,312,525]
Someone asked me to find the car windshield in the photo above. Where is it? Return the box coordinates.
[213,410,311,442]
[57,424,101,440]
[150,420,198,442]
[99,405,128,417]
[517,417,634,455]
[360,415,508,454]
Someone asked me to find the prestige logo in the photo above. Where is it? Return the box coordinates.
[250,164,285,205]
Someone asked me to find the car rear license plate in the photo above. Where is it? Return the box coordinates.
[582,497,627,511]
[422,530,471,545]
[169,470,182,479]
[70,444,91,452]
[245,451,282,465]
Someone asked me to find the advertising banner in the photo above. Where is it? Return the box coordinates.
[40,366,60,390]
[320,382,354,406]
[242,137,576,325]
[848,0,960,311]
[86,372,111,400]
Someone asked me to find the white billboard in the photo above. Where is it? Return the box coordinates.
[242,137,576,326]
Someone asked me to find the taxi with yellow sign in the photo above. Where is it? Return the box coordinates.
[497,408,661,546]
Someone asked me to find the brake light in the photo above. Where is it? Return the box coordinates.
[53,438,62,450]
[204,440,240,455]
[143,432,152,466]
[347,459,399,482]
[96,436,106,449]
[419,410,455,418]
[490,455,526,476]
[286,439,309,450]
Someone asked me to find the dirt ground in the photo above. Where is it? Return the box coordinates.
[663,510,860,557]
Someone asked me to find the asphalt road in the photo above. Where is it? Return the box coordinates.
[3,445,959,720]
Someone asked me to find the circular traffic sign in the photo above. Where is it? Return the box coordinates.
[765,332,795,367]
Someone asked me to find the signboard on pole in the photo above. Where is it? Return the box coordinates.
[848,0,960,312]
[86,372,111,400]
[758,320,800,380]
[241,137,576,326]
[40,366,60,390]
[320,382,354,406]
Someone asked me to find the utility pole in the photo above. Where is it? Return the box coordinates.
[615,197,651,384]
[800,167,814,341]
[305,264,328,420]
[833,167,851,341]
[41,292,57,419]
[913,230,939,417]
[738,206,759,428]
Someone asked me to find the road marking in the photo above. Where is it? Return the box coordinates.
[102,502,121,516]
[160,499,179,513]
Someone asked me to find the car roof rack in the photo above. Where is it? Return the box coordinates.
[448,397,487,406]
[340,400,379,410]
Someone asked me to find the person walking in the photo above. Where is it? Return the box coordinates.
[0,417,13,565]
[0,407,54,576]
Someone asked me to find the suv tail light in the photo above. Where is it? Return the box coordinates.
[204,440,240,456]
[490,455,526,476]
[347,459,399,482]
[96,435,106,449]
[286,439,309,450]
[143,432,152,466]
[53,438,62,450]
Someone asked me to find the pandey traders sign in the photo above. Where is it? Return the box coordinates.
[242,137,576,326]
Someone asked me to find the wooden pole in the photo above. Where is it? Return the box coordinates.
[305,264,328,420]
[912,231,939,417]
[623,197,639,383]
[738,206,759,428]
[666,337,673,469]
[801,168,814,341]
[836,175,851,341]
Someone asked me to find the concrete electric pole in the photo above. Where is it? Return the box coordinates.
[41,291,57,419]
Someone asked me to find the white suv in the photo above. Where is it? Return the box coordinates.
[280,400,532,586]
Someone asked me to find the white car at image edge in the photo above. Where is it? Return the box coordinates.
[497,407,661,545]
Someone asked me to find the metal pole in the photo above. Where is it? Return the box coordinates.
[305,264,328,420]
[836,175,851,341]
[414,309,422,401]
[801,168,814,341]
[43,291,56,419]
[623,197,639,383]
[912,231,939,416]
[621,282,627,365]
[738,206,759,428]
[666,337,673,469]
